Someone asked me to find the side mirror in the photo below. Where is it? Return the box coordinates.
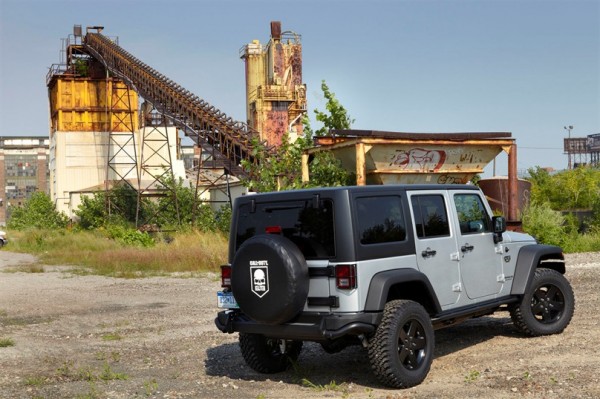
[492,216,506,243]
[492,216,506,233]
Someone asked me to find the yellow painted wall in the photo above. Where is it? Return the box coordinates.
[48,77,138,134]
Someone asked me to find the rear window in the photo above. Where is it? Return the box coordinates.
[235,199,335,259]
[356,196,407,245]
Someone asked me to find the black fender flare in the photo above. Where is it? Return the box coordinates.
[364,268,441,314]
[510,244,565,295]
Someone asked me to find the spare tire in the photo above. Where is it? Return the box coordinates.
[231,234,309,325]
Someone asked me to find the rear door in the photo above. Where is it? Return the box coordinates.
[408,192,461,308]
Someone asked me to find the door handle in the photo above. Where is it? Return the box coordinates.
[461,243,474,253]
[421,248,437,258]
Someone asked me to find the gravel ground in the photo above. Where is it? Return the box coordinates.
[0,250,599,399]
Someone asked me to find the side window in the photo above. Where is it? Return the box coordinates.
[454,194,491,234]
[356,196,406,245]
[411,195,450,239]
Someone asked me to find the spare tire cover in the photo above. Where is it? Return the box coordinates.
[231,234,309,325]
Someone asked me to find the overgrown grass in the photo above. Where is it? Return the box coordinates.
[6,229,228,277]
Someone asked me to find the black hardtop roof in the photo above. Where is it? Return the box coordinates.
[240,184,481,201]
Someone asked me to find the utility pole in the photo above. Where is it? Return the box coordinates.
[564,125,573,170]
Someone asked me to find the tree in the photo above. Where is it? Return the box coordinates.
[527,166,600,210]
[313,80,354,136]
[7,192,69,230]
[75,191,107,230]
[243,81,353,191]
[75,183,156,229]
[155,175,223,231]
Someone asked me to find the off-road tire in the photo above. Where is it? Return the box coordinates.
[368,300,434,388]
[510,268,575,336]
[239,333,303,373]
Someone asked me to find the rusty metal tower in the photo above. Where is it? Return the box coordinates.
[240,21,307,147]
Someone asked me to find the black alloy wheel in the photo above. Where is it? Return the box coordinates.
[510,268,575,336]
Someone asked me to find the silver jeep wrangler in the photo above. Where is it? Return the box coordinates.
[215,184,574,388]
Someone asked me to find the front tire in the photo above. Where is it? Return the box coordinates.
[239,333,303,373]
[368,300,434,388]
[510,268,575,336]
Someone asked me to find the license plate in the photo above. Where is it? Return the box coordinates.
[217,291,239,309]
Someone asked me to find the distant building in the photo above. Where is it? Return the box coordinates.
[564,133,600,168]
[0,136,50,226]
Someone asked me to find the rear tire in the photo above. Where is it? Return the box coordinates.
[239,333,303,373]
[368,300,434,388]
[510,268,575,336]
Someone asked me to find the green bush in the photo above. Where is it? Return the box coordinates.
[7,192,69,230]
[75,192,108,230]
[215,205,232,234]
[105,225,155,248]
[522,202,600,252]
[521,202,569,247]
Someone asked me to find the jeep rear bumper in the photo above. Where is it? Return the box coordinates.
[215,310,380,341]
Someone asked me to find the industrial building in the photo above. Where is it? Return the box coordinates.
[39,22,311,224]
[43,24,265,223]
[240,21,307,145]
[0,137,49,225]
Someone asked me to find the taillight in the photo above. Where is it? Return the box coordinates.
[335,264,357,289]
[265,225,282,234]
[221,265,232,289]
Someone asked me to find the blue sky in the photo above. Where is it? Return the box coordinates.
[1,0,598,176]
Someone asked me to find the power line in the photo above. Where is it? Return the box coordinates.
[520,146,562,150]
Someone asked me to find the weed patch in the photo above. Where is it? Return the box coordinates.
[465,370,481,383]
[99,363,128,381]
[301,378,350,395]
[55,360,128,383]
[2,264,44,273]
[101,332,123,341]
[0,337,15,347]
[24,375,47,386]
[143,378,158,396]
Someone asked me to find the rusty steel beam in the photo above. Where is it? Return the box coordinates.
[330,130,512,140]
[82,32,269,178]
[507,143,518,222]
[310,137,515,152]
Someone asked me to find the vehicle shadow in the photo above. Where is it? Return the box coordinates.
[433,314,520,358]
[204,315,522,389]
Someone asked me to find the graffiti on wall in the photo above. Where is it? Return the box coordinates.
[437,174,469,184]
[389,148,447,172]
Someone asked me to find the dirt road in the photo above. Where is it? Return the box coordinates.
[0,250,599,399]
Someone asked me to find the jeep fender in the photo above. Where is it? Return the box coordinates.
[510,244,565,296]
[364,269,441,314]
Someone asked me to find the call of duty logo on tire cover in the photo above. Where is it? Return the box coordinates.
[250,260,269,298]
